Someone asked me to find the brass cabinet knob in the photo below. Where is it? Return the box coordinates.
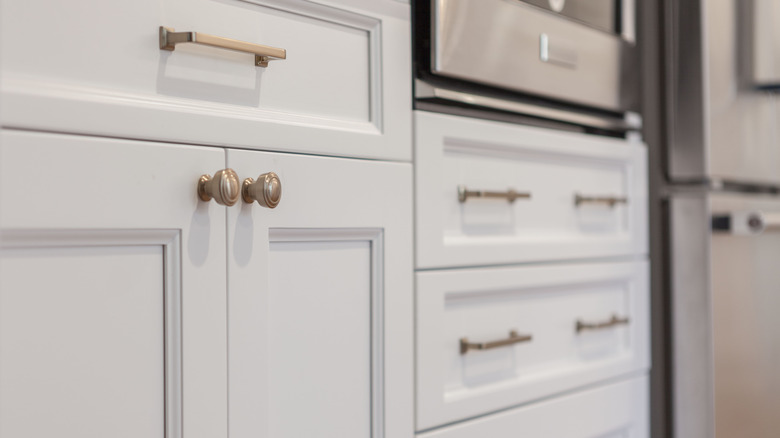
[197,168,240,206]
[242,172,282,208]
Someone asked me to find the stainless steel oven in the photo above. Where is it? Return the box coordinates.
[414,0,640,134]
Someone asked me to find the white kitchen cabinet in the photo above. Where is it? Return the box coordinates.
[415,260,649,430]
[0,0,411,161]
[415,111,648,269]
[417,376,649,438]
[0,129,413,438]
[412,110,650,437]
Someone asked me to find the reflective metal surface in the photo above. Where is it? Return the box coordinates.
[575,314,630,333]
[159,26,286,67]
[198,168,240,206]
[574,193,628,207]
[430,0,638,112]
[459,330,533,355]
[710,194,780,438]
[668,194,713,438]
[415,81,640,132]
[752,0,780,88]
[242,172,281,208]
[670,193,780,438]
[520,0,618,34]
[667,0,780,184]
[457,185,531,203]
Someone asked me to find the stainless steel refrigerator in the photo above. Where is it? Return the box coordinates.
[666,0,780,437]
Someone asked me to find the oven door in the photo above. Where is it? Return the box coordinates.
[429,0,638,112]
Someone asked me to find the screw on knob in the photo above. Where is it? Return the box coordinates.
[197,168,240,206]
[242,172,282,208]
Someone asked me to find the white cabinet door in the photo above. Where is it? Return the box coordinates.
[0,130,229,438]
[226,150,413,438]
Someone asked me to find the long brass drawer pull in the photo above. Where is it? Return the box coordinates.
[460,330,532,355]
[458,185,531,203]
[576,314,630,333]
[159,26,287,67]
[574,193,628,207]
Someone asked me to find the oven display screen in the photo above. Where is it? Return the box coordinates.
[519,0,619,34]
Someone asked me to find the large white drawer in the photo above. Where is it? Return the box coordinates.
[416,260,649,430]
[0,0,410,160]
[418,376,649,438]
[415,111,648,268]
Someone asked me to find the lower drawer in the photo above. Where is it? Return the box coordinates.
[416,260,649,430]
[418,376,648,438]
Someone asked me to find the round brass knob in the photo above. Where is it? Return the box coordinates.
[197,168,240,206]
[242,172,282,208]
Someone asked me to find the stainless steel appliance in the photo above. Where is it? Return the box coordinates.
[667,1,780,437]
[414,0,641,133]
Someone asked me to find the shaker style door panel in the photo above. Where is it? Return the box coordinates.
[417,376,649,438]
[415,111,648,269]
[416,260,650,430]
[226,150,413,438]
[0,244,167,438]
[0,130,229,438]
[0,0,411,161]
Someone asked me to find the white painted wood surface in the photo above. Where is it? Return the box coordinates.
[415,111,648,269]
[226,150,414,438]
[0,130,229,438]
[1,245,166,438]
[416,260,650,430]
[417,376,649,438]
[0,0,411,161]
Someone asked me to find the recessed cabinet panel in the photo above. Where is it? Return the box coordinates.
[417,376,648,438]
[267,237,374,438]
[415,111,648,268]
[0,0,411,160]
[416,261,649,430]
[0,245,166,438]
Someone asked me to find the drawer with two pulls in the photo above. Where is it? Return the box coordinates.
[416,260,649,430]
[415,111,648,269]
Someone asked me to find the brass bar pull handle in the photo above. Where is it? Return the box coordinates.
[159,26,287,67]
[576,314,630,333]
[460,330,533,355]
[574,193,628,207]
[458,185,532,203]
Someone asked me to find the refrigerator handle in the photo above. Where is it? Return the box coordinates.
[711,211,780,235]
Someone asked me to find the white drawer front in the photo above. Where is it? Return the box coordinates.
[418,376,649,438]
[415,111,648,268]
[416,261,649,430]
[0,0,410,160]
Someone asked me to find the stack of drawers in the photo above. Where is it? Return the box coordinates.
[413,111,650,437]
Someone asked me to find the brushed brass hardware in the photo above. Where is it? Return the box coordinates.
[574,193,628,207]
[159,26,286,67]
[242,172,282,208]
[198,168,240,206]
[460,330,532,355]
[576,314,630,333]
[458,185,532,203]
